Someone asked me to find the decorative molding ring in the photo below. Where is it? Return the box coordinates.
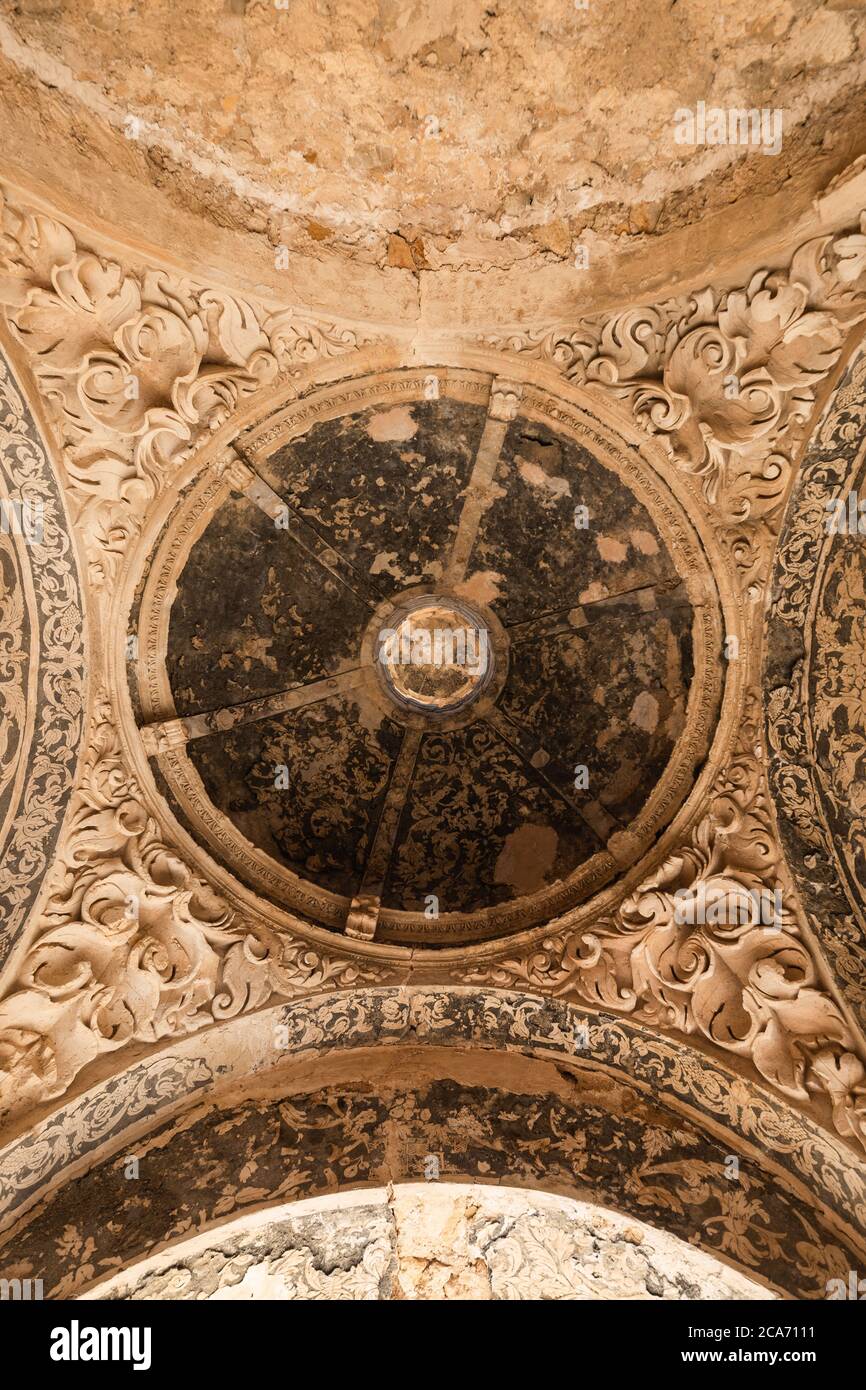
[127,363,727,947]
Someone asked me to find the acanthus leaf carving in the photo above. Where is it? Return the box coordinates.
[0,186,375,588]
[2,181,865,1173]
[0,693,397,1123]
[465,696,866,1154]
[484,223,866,592]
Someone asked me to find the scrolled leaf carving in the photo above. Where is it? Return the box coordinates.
[2,178,866,1177]
[467,699,866,1152]
[0,186,371,587]
[486,225,866,590]
[0,695,396,1122]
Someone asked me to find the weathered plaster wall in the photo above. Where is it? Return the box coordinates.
[4,1,866,322]
[88,1185,775,1301]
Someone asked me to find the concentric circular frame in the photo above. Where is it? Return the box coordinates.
[361,587,509,729]
[123,354,733,950]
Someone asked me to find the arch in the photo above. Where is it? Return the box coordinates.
[1,987,863,1300]
[765,338,866,1033]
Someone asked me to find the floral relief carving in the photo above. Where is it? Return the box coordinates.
[0,186,372,587]
[466,696,866,1153]
[0,176,865,1182]
[0,693,396,1122]
[3,987,863,1261]
[4,1070,858,1300]
[485,218,866,589]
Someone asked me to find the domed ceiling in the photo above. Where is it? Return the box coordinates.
[135,370,718,945]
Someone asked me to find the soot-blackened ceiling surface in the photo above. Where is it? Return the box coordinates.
[163,396,694,928]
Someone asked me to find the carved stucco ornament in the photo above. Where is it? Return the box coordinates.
[0,186,373,590]
[0,183,865,1166]
[483,215,866,593]
[0,334,85,970]
[765,340,866,1085]
[2,990,865,1300]
[0,692,396,1118]
[465,695,866,1151]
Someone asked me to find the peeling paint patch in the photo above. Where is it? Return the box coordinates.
[664,702,687,741]
[630,529,660,556]
[630,691,659,733]
[516,455,571,498]
[456,570,503,606]
[219,635,277,673]
[366,407,418,442]
[596,535,629,563]
[494,822,558,894]
[370,551,404,579]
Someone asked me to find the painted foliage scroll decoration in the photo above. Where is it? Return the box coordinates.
[0,346,84,967]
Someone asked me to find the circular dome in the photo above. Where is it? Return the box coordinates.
[137,367,722,945]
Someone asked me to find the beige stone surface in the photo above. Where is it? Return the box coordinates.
[3,0,866,321]
[87,1185,776,1302]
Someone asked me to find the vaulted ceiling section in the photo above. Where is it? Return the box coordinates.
[2,0,866,1301]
